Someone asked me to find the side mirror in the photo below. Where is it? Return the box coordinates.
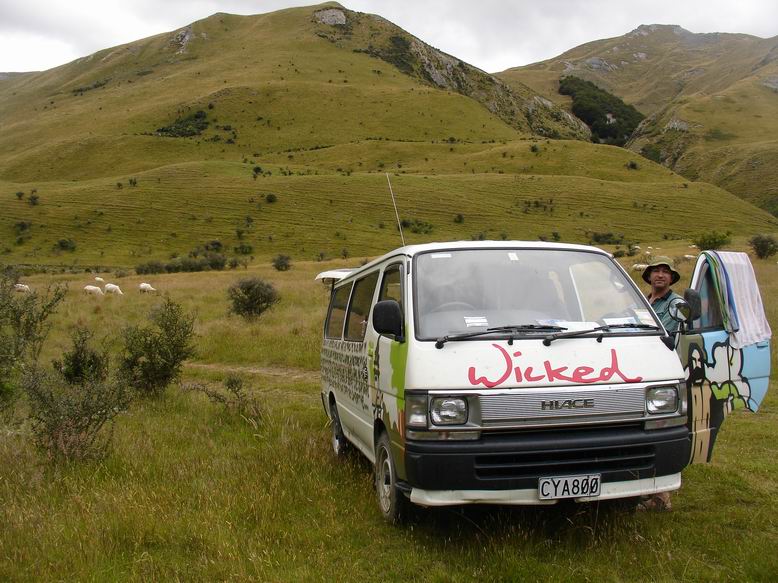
[669,300,692,323]
[683,288,702,321]
[373,300,404,342]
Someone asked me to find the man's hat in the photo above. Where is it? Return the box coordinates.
[642,256,681,285]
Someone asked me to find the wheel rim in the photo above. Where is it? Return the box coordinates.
[377,445,393,513]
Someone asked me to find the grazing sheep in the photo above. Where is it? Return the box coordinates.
[689,244,698,249]
[13,283,31,293]
[684,254,696,260]
[104,283,124,295]
[647,246,654,250]
[95,276,105,283]
[631,263,648,272]
[138,282,157,293]
[83,285,104,296]
[632,245,641,250]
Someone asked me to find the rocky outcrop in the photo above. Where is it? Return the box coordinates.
[314,7,590,140]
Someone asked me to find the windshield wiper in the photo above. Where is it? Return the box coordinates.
[435,324,567,349]
[542,323,662,346]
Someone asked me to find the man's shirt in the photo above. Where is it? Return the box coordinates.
[649,289,684,332]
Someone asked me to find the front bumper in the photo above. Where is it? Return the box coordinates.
[403,424,690,495]
[410,473,681,506]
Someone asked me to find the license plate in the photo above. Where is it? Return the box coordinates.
[538,474,601,500]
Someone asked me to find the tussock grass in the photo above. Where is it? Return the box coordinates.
[0,242,776,580]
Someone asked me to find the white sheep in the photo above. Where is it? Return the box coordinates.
[13,283,31,293]
[83,285,104,296]
[138,282,157,293]
[647,246,654,250]
[632,245,641,250]
[689,244,698,249]
[631,263,648,272]
[104,283,124,295]
[684,254,696,260]
[95,276,105,283]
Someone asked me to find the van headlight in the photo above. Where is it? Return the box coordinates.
[646,386,678,414]
[430,397,468,425]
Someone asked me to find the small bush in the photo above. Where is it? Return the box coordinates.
[28,193,40,206]
[119,298,196,396]
[53,328,108,385]
[693,230,731,250]
[183,375,261,428]
[227,277,279,319]
[23,366,130,461]
[454,213,464,224]
[135,260,165,275]
[15,191,24,200]
[591,232,623,245]
[234,243,253,255]
[749,234,778,259]
[626,160,639,170]
[265,193,278,203]
[0,276,66,407]
[55,238,76,252]
[272,254,291,271]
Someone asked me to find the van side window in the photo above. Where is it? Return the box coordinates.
[379,264,404,311]
[345,272,379,341]
[325,283,353,339]
[692,265,724,330]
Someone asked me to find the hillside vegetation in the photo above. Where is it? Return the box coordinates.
[498,24,778,215]
[0,5,776,270]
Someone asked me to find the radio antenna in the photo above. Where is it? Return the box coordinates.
[385,173,405,246]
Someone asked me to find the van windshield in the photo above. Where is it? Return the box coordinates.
[414,249,658,340]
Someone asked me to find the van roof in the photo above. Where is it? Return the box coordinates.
[316,240,610,284]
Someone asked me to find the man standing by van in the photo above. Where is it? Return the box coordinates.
[639,257,684,511]
[643,257,684,333]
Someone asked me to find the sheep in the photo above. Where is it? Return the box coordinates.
[632,245,641,250]
[631,263,648,272]
[13,283,31,293]
[647,246,654,250]
[684,254,696,260]
[104,283,124,295]
[83,285,104,296]
[138,282,157,293]
[95,276,105,283]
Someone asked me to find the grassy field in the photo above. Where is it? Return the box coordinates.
[1,238,776,581]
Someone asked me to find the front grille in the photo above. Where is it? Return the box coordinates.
[474,442,655,480]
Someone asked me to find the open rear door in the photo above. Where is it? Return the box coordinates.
[678,251,771,463]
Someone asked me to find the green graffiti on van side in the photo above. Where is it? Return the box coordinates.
[389,339,408,401]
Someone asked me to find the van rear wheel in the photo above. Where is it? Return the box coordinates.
[375,432,407,523]
[330,401,349,458]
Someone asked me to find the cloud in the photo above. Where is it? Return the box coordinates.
[0,0,776,73]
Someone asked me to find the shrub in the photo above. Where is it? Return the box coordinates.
[28,193,40,206]
[183,375,261,428]
[156,110,209,137]
[15,191,24,200]
[227,277,279,319]
[453,213,464,224]
[234,243,253,255]
[693,230,731,250]
[626,160,639,170]
[52,328,109,385]
[265,193,278,203]
[591,232,624,245]
[118,298,196,395]
[135,260,165,275]
[0,277,66,407]
[55,238,76,252]
[272,254,291,271]
[749,234,778,259]
[23,365,130,461]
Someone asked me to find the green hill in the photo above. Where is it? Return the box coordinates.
[498,24,778,214]
[1,6,775,268]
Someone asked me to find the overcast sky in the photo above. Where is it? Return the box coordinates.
[1,0,777,73]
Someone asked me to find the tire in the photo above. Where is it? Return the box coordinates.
[375,431,407,524]
[330,400,349,458]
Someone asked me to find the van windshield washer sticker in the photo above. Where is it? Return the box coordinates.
[603,317,637,326]
[430,253,452,259]
[634,309,655,326]
[467,344,643,388]
[464,316,488,327]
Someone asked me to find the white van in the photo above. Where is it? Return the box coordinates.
[317,242,770,521]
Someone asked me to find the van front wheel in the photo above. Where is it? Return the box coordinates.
[375,432,407,523]
[330,401,349,458]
